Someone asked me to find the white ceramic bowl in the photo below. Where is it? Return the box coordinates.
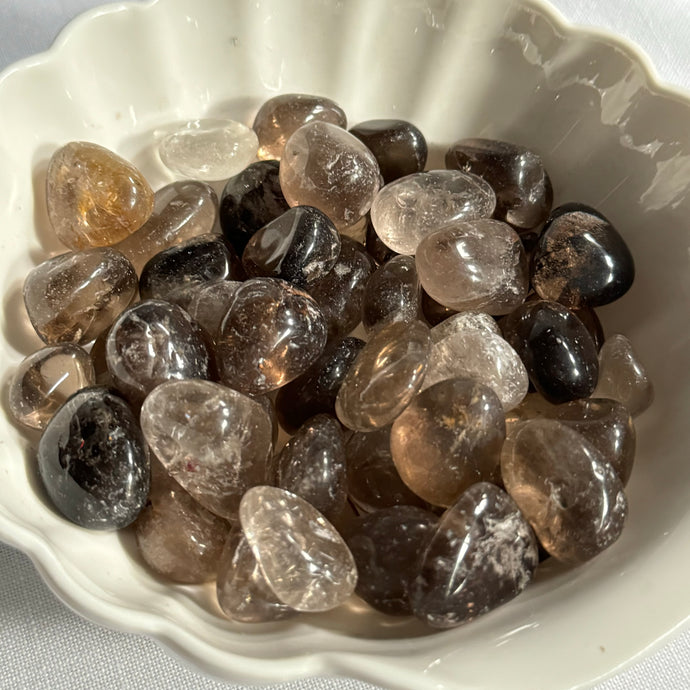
[1,0,689,688]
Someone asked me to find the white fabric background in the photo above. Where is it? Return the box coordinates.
[1,1,689,688]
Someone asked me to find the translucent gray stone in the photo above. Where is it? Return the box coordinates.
[429,311,500,344]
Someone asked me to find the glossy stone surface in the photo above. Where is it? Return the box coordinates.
[421,290,457,327]
[242,206,340,287]
[349,119,428,184]
[216,525,296,622]
[424,327,528,411]
[219,160,290,255]
[217,278,327,396]
[159,118,258,180]
[391,379,506,507]
[24,248,137,345]
[269,414,346,520]
[593,334,654,417]
[37,387,149,529]
[306,238,376,339]
[252,93,347,160]
[280,121,381,230]
[365,216,397,265]
[178,279,242,340]
[106,299,211,405]
[46,141,154,249]
[362,255,423,334]
[346,506,438,615]
[9,344,95,430]
[114,180,218,273]
[370,170,496,255]
[140,379,273,519]
[134,459,228,583]
[501,419,627,564]
[345,427,428,513]
[416,220,529,315]
[138,234,242,302]
[336,320,431,431]
[409,482,538,628]
[275,336,365,433]
[574,306,605,351]
[430,311,501,344]
[239,486,357,612]
[445,138,552,230]
[501,300,599,404]
[532,203,635,308]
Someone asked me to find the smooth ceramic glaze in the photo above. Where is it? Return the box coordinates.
[0,0,688,688]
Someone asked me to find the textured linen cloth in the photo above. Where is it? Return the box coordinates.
[1,1,689,688]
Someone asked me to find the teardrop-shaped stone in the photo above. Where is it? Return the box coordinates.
[23,248,137,345]
[349,119,428,184]
[336,320,431,431]
[275,336,365,433]
[445,138,552,230]
[370,170,496,255]
[37,387,149,529]
[217,278,327,396]
[9,344,95,430]
[430,311,501,344]
[114,180,218,273]
[159,118,258,181]
[361,255,423,334]
[501,300,599,404]
[280,121,381,230]
[134,459,229,583]
[239,486,357,612]
[269,414,346,520]
[140,379,273,519]
[593,334,653,416]
[409,482,538,628]
[502,419,627,564]
[532,203,635,308]
[346,506,438,615]
[242,206,341,287]
[46,141,154,249]
[391,378,505,507]
[177,279,243,341]
[106,299,211,405]
[252,93,347,160]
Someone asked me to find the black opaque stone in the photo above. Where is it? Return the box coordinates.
[349,119,428,184]
[501,300,599,404]
[37,387,149,529]
[242,206,341,288]
[220,160,290,255]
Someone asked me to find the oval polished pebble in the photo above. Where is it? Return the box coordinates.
[106,299,211,405]
[269,414,346,520]
[140,379,273,519]
[346,506,438,615]
[409,482,538,628]
[46,141,154,249]
[501,300,599,404]
[239,486,357,612]
[280,121,381,230]
[349,119,428,184]
[370,170,496,255]
[335,320,431,431]
[252,93,347,160]
[114,180,219,273]
[416,220,529,315]
[574,305,605,351]
[134,459,229,584]
[177,279,242,340]
[391,378,506,507]
[429,310,501,344]
[361,255,423,334]
[242,206,341,287]
[501,419,627,564]
[9,344,95,430]
[532,203,635,308]
[159,118,258,180]
[217,278,327,396]
[275,336,365,433]
[445,138,552,230]
[23,248,137,345]
[37,387,149,529]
